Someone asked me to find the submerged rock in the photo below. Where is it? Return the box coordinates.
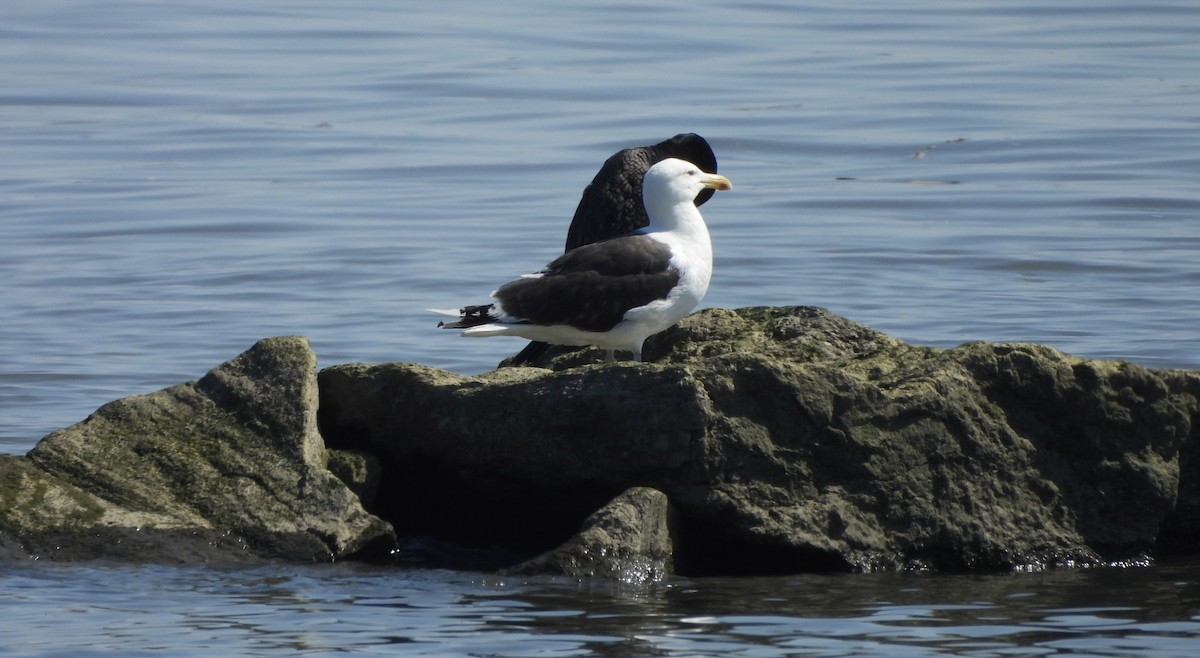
[2,337,394,562]
[319,307,1200,574]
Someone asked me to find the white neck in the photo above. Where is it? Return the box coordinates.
[644,198,712,280]
[646,191,701,229]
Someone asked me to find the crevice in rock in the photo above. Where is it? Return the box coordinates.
[318,423,622,569]
[377,453,617,551]
[670,512,852,576]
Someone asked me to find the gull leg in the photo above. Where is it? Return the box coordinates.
[604,349,616,363]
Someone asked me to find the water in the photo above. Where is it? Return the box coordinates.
[2,1,1199,654]
[3,560,1200,657]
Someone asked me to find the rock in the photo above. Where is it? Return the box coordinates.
[319,307,1200,574]
[6,307,1198,575]
[1116,368,1200,555]
[4,337,395,562]
[507,486,676,581]
[327,449,383,509]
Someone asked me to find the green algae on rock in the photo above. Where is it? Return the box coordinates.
[3,337,394,562]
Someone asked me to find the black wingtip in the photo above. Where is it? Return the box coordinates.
[439,303,498,330]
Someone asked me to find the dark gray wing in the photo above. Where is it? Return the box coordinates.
[494,235,679,333]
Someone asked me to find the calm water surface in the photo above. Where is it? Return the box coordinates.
[4,560,1200,657]
[2,1,1199,655]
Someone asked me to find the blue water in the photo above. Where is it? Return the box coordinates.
[3,560,1200,658]
[2,1,1199,655]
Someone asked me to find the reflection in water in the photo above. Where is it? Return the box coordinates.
[6,562,1200,657]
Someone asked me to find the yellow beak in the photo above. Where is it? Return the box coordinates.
[702,173,733,191]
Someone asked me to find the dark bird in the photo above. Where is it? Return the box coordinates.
[510,133,718,364]
[565,133,719,250]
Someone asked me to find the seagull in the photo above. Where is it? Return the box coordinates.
[507,134,718,364]
[438,158,731,362]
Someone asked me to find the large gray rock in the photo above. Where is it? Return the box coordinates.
[5,307,1197,575]
[319,307,1200,574]
[3,336,394,562]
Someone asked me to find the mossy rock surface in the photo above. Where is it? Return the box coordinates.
[4,337,394,562]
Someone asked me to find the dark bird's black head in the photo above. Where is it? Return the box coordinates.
[565,133,718,251]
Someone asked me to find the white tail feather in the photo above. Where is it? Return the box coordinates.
[460,324,513,337]
[427,307,463,317]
